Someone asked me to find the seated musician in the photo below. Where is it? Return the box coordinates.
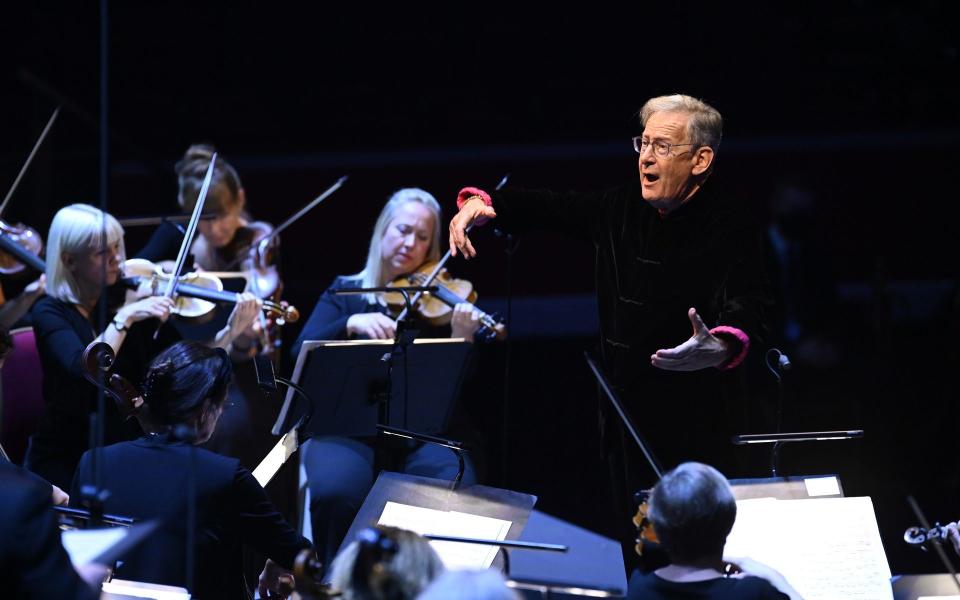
[71,341,311,599]
[137,143,278,319]
[24,204,258,491]
[628,462,801,600]
[292,188,482,566]
[1,458,106,600]
[136,144,286,471]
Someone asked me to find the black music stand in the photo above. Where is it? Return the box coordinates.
[509,510,628,598]
[335,472,536,578]
[273,338,472,438]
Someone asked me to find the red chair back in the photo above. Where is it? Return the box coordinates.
[1,327,45,465]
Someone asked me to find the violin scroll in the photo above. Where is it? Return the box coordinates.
[632,489,660,556]
[80,342,146,423]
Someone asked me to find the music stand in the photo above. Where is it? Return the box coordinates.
[273,339,472,438]
[334,472,536,578]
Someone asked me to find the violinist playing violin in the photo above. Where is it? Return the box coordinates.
[135,145,294,478]
[24,204,259,491]
[137,144,282,358]
[292,188,483,566]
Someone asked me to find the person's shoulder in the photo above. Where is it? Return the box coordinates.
[328,275,363,290]
[31,295,71,316]
[0,460,48,507]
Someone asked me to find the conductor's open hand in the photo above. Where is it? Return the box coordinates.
[449,197,497,259]
[651,308,732,371]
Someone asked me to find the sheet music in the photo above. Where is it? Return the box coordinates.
[377,501,512,570]
[101,578,190,599]
[61,527,127,567]
[724,497,892,600]
[252,429,298,487]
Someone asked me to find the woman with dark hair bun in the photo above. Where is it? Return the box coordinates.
[71,341,311,599]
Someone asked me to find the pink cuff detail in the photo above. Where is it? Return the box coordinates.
[457,187,493,226]
[710,326,750,370]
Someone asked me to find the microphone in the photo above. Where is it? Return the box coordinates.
[778,352,792,371]
[254,354,278,392]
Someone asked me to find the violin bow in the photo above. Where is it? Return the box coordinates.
[396,173,510,322]
[153,153,217,338]
[220,175,348,271]
[0,106,61,219]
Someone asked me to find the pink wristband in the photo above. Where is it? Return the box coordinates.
[457,187,492,210]
[456,187,493,226]
[709,326,750,370]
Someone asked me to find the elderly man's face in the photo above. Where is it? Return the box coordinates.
[638,111,712,215]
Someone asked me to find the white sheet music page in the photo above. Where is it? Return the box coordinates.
[377,501,512,570]
[724,496,892,600]
[61,527,127,567]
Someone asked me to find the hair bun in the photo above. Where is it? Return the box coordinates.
[141,360,175,406]
[175,144,218,178]
[184,143,216,161]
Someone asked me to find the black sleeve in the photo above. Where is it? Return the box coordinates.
[491,184,624,244]
[290,278,360,358]
[10,471,99,600]
[230,465,311,570]
[712,214,775,355]
[31,298,89,380]
[133,223,183,262]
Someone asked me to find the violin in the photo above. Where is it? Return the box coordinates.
[632,490,660,556]
[121,258,299,324]
[384,262,506,341]
[0,221,43,275]
[0,107,57,275]
[0,221,45,274]
[240,221,282,300]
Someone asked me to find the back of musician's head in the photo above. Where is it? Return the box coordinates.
[141,341,232,434]
[355,188,443,298]
[46,203,125,304]
[329,525,445,600]
[647,462,737,565]
[175,143,244,215]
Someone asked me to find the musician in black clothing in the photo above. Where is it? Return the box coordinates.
[1,459,106,600]
[627,462,799,600]
[448,95,774,552]
[71,341,311,599]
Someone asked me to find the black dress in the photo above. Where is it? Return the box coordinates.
[25,293,180,490]
[71,435,311,600]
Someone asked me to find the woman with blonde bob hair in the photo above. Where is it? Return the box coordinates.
[25,204,258,490]
[291,188,482,567]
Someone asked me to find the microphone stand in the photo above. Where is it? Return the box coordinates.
[376,425,467,490]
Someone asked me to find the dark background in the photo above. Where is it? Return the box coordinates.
[2,1,959,576]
